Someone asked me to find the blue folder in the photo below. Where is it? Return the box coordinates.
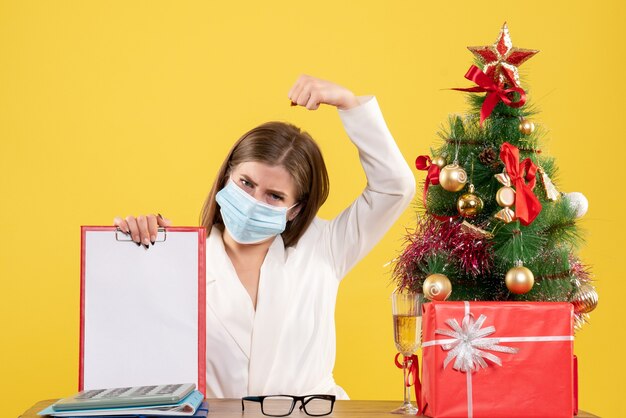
[38,390,206,418]
[41,401,209,418]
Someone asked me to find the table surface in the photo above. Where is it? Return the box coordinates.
[21,399,600,418]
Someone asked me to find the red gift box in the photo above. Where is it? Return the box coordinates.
[420,301,574,418]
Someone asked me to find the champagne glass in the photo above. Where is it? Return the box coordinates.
[391,290,423,415]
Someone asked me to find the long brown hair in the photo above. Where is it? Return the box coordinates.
[200,121,329,247]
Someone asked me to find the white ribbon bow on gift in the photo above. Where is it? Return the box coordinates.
[435,313,519,372]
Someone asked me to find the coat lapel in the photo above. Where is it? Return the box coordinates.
[248,235,292,394]
[205,227,255,360]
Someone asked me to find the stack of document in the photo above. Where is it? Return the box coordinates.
[38,384,207,417]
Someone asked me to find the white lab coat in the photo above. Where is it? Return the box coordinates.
[204,96,416,399]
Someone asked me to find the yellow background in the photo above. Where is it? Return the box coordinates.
[1,1,623,416]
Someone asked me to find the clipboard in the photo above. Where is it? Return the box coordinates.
[79,226,206,396]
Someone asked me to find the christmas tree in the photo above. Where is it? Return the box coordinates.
[393,23,597,330]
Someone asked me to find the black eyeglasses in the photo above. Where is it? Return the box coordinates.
[241,394,336,417]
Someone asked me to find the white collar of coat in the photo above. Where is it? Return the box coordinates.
[205,226,287,284]
[205,226,291,373]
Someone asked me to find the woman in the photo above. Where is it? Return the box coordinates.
[114,75,415,399]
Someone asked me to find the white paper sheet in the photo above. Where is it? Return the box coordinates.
[81,227,205,392]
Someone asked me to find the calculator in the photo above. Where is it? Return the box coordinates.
[52,383,196,411]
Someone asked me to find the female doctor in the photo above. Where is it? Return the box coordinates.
[114,75,416,399]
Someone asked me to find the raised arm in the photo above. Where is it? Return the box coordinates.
[325,96,416,279]
[287,75,416,279]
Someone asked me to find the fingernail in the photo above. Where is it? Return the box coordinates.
[143,244,149,249]
[135,242,141,247]
[158,213,164,219]
[143,238,150,246]
[151,235,156,244]
[290,101,297,106]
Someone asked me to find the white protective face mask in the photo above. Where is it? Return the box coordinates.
[215,179,298,244]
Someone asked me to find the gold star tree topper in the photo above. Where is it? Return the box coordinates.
[468,23,539,88]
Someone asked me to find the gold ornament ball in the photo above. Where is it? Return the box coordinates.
[423,273,452,301]
[431,155,447,168]
[505,266,535,294]
[572,284,599,314]
[438,164,467,192]
[496,186,516,207]
[518,120,535,135]
[457,192,484,217]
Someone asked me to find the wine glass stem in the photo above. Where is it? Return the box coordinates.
[403,358,412,406]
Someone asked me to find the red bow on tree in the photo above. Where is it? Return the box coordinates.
[415,155,440,207]
[453,65,527,126]
[500,142,542,225]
